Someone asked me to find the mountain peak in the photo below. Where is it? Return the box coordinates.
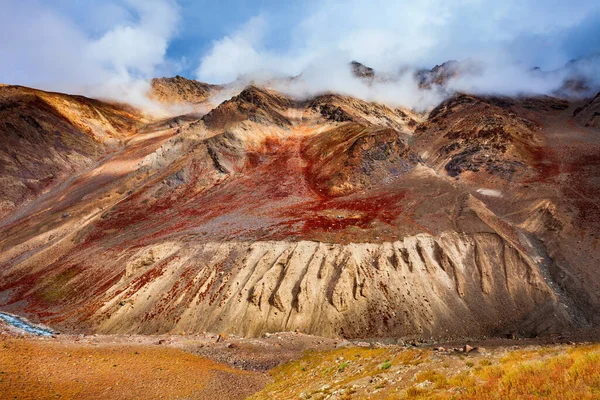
[149,75,220,104]
[350,60,375,79]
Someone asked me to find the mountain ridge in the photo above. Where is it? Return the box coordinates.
[0,77,599,340]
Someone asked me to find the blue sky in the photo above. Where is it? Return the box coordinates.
[1,0,599,105]
[168,1,309,62]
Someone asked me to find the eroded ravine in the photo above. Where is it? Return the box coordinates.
[27,231,569,339]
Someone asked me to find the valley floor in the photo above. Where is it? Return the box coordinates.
[2,327,600,399]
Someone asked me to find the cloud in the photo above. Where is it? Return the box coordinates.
[194,15,269,84]
[0,0,180,110]
[196,0,600,109]
[2,0,600,111]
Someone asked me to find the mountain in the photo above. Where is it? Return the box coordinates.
[573,91,600,128]
[0,74,599,341]
[149,75,221,104]
[0,85,146,220]
[416,60,463,88]
[350,61,375,79]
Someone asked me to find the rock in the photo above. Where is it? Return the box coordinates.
[264,332,271,338]
[226,343,237,349]
[335,340,352,349]
[464,344,474,353]
[434,347,446,352]
[216,333,229,343]
[318,104,353,122]
[416,380,433,389]
[470,347,486,354]
[157,339,166,345]
[350,61,375,79]
[395,338,405,346]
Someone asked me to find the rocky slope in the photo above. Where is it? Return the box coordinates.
[0,85,146,219]
[0,80,599,341]
[149,75,220,105]
[573,91,600,128]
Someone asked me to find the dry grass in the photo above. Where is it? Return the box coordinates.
[248,346,429,399]
[422,345,600,400]
[251,344,600,399]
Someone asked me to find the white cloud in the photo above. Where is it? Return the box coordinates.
[196,0,600,109]
[0,0,180,110]
[2,0,599,111]
[195,15,268,84]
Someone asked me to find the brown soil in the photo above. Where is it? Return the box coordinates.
[0,336,267,400]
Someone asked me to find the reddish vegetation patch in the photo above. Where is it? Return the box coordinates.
[78,128,429,248]
[294,192,406,234]
[528,145,562,184]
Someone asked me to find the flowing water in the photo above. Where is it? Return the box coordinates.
[0,312,54,336]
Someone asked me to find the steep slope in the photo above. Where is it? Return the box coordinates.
[149,75,221,105]
[416,60,463,88]
[573,92,600,128]
[303,124,421,197]
[413,94,560,181]
[0,85,146,219]
[0,85,582,340]
[414,92,600,328]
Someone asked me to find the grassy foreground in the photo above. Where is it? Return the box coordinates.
[250,344,600,399]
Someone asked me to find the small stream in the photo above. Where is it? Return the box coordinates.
[0,312,54,336]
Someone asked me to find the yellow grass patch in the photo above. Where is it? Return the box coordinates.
[251,344,600,399]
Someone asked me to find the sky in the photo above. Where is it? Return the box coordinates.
[1,0,600,108]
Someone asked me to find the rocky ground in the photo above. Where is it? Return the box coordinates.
[2,326,600,399]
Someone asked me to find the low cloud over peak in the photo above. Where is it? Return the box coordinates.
[2,0,600,111]
[0,0,180,109]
